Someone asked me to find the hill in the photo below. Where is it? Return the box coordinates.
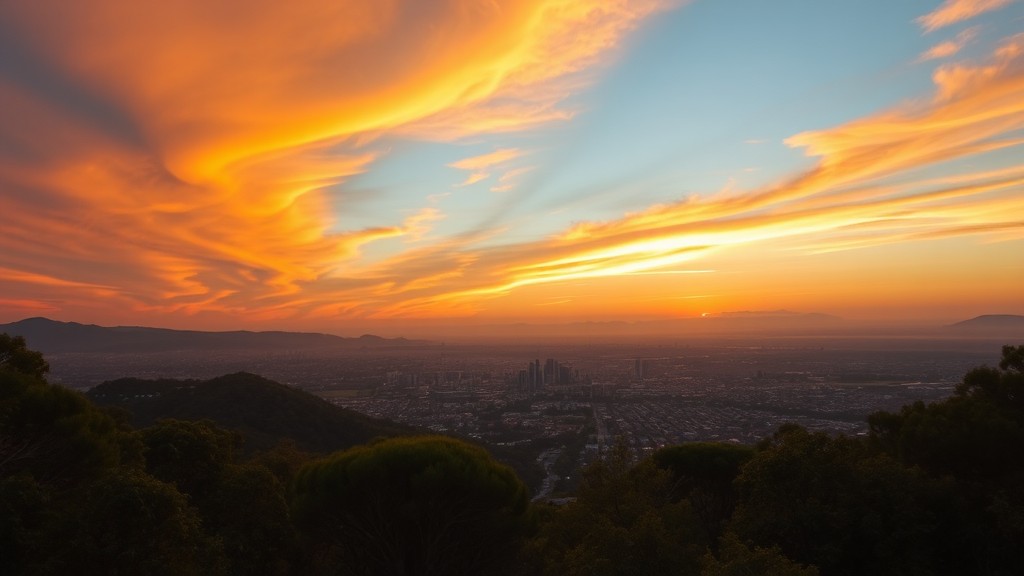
[0,317,424,354]
[87,372,416,454]
[947,314,1024,337]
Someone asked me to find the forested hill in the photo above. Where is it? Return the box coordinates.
[0,316,426,354]
[88,372,416,454]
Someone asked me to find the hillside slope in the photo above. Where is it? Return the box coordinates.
[88,372,416,454]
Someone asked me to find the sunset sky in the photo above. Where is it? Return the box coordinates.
[1,0,1022,336]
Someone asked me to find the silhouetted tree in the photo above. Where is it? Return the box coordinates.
[140,419,239,498]
[731,424,946,576]
[54,470,224,576]
[525,440,705,576]
[999,344,1024,372]
[292,435,530,576]
[701,532,819,576]
[0,342,139,574]
[139,419,297,575]
[203,463,298,576]
[867,344,1024,575]
[1,369,123,487]
[0,334,48,380]
[652,442,754,546]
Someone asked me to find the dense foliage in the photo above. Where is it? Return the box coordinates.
[3,334,1023,575]
[293,436,529,575]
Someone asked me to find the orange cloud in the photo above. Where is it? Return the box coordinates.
[917,27,979,61]
[0,0,670,327]
[449,148,525,186]
[401,208,446,242]
[336,34,1024,319]
[449,148,525,171]
[917,0,1014,32]
[491,166,536,192]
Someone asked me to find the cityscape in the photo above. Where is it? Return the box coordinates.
[43,336,999,496]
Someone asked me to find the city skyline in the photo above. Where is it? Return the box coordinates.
[2,0,1022,337]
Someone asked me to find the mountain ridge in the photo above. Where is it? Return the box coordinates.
[0,317,427,354]
[948,314,1024,328]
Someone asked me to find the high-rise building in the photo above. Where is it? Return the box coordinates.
[634,358,646,380]
[544,358,559,384]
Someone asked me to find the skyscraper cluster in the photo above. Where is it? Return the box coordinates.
[511,357,580,394]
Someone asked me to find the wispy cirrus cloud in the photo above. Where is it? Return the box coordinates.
[449,148,525,186]
[917,0,1015,32]
[917,26,979,61]
[491,166,536,193]
[0,0,671,326]
[340,33,1024,319]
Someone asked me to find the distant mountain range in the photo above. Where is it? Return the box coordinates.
[2,314,1020,352]
[947,314,1024,334]
[0,317,427,354]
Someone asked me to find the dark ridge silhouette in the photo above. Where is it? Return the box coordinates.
[0,317,426,354]
[949,314,1024,329]
[87,372,416,454]
[946,314,1024,338]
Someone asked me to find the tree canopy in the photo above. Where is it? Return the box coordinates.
[292,435,530,576]
[0,334,48,379]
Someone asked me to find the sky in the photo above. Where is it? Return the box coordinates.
[1,0,1022,337]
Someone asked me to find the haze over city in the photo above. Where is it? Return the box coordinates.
[1,0,1022,338]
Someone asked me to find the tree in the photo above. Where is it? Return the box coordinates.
[652,442,754,546]
[999,344,1024,372]
[0,334,48,380]
[0,341,165,574]
[0,473,52,575]
[1,368,123,486]
[203,463,298,576]
[292,435,530,576]
[866,344,1024,574]
[139,418,239,498]
[53,470,224,576]
[526,440,705,576]
[701,532,819,576]
[140,419,298,575]
[730,425,946,576]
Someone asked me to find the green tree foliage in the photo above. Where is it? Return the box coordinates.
[0,340,146,574]
[998,343,1024,372]
[866,344,1024,574]
[869,344,1024,481]
[526,440,705,576]
[53,470,223,576]
[0,368,124,488]
[0,473,52,574]
[701,532,819,576]
[0,334,49,379]
[250,439,313,486]
[652,442,754,545]
[203,463,298,576]
[292,435,530,576]
[140,419,239,497]
[731,424,947,576]
[139,419,298,575]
